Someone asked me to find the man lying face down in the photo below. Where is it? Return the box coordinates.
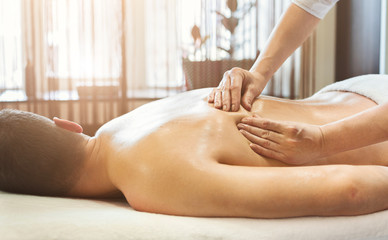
[2,76,388,218]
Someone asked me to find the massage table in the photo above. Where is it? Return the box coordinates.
[2,190,388,240]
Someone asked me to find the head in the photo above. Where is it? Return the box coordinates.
[0,109,87,197]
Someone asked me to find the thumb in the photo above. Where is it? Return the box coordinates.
[241,88,259,111]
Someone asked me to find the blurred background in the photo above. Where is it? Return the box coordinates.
[0,0,383,134]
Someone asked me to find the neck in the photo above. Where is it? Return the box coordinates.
[68,136,122,198]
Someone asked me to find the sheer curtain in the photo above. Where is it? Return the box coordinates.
[23,0,124,98]
[0,0,317,134]
[0,0,23,92]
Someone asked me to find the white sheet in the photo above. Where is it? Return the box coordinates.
[2,191,388,240]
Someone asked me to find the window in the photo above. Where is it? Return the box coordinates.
[0,0,299,103]
[46,0,122,82]
[0,0,23,91]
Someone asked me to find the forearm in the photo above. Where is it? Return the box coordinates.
[250,3,320,82]
[321,102,388,156]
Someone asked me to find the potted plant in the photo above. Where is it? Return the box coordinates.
[182,0,258,90]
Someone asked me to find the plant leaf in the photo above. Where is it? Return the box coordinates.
[222,17,239,34]
[227,0,238,13]
[191,25,201,42]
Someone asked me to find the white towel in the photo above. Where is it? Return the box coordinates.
[314,74,388,104]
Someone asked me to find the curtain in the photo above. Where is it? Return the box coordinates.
[0,0,23,92]
[0,0,317,134]
[15,0,124,134]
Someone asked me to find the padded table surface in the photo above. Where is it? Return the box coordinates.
[1,191,388,240]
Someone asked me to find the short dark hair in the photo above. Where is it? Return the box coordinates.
[0,109,86,196]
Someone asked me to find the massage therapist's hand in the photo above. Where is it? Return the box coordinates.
[208,68,267,112]
[237,115,326,165]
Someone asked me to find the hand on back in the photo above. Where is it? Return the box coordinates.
[208,68,267,111]
[237,115,326,165]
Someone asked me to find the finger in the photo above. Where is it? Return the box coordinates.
[229,73,243,112]
[250,144,287,162]
[241,87,258,111]
[239,129,280,152]
[237,123,283,144]
[214,89,222,109]
[221,75,231,111]
[208,88,216,103]
[241,116,287,134]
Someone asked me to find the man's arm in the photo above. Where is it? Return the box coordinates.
[129,162,388,218]
[199,164,388,218]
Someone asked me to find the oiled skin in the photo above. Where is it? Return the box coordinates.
[94,89,388,218]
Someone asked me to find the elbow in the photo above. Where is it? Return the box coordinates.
[343,179,364,213]
[329,166,388,217]
[333,171,368,216]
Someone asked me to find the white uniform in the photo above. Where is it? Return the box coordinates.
[292,0,339,19]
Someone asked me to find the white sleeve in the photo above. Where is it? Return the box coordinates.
[292,0,339,19]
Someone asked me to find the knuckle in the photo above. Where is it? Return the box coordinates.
[261,120,270,128]
[230,67,242,74]
[286,125,300,136]
[262,140,271,148]
[229,84,241,91]
[261,130,270,138]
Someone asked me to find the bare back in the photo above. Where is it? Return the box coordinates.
[98,88,384,167]
[95,88,388,215]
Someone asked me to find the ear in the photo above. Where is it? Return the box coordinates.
[53,117,83,133]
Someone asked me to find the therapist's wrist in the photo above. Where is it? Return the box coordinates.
[250,56,277,83]
[319,123,344,158]
[250,69,271,85]
[247,71,270,95]
[317,125,329,158]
